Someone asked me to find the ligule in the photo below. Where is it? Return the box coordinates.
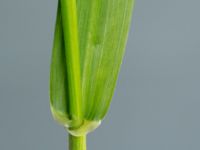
[50,0,135,136]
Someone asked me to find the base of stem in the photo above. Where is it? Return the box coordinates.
[69,134,86,150]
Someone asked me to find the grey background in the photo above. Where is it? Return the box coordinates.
[0,0,200,149]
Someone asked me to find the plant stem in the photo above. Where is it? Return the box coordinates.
[69,134,86,150]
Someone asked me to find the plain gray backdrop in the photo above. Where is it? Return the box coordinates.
[1,0,200,150]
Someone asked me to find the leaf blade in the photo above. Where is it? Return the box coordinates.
[76,0,135,120]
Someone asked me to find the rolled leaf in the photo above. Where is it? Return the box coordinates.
[50,0,134,136]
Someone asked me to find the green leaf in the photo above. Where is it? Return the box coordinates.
[50,0,134,135]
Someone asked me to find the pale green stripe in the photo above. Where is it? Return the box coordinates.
[60,0,82,122]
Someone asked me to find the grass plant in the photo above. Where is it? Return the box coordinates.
[50,0,135,150]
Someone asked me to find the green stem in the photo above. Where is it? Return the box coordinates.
[69,134,86,150]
